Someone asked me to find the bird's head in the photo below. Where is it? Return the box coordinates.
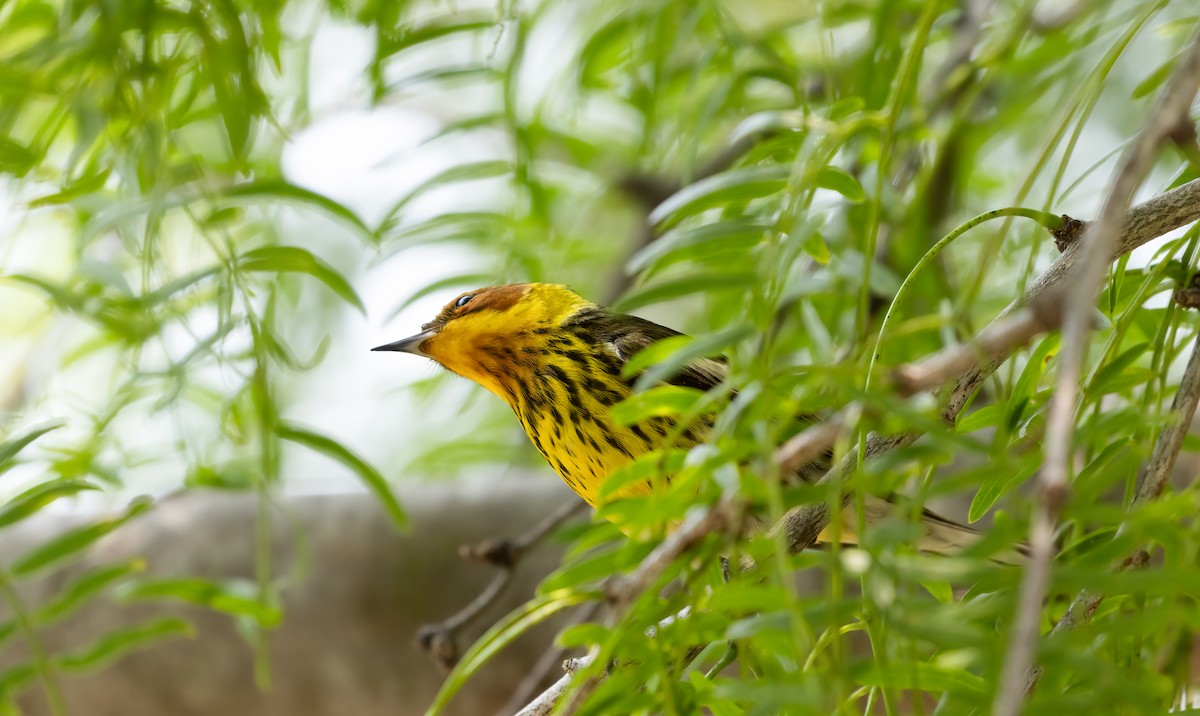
[372,283,593,396]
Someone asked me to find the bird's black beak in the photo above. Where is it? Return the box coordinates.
[371,329,436,357]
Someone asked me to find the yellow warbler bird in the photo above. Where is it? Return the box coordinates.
[373,282,991,555]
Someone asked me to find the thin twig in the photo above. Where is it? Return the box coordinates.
[519,607,698,716]
[1024,317,1200,694]
[416,500,588,670]
[893,295,1065,394]
[498,602,602,716]
[514,654,596,716]
[604,497,739,607]
[994,29,1200,716]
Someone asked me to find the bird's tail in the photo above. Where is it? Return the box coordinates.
[819,494,1028,565]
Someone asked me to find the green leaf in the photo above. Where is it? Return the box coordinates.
[955,404,1002,434]
[238,246,365,314]
[377,17,497,60]
[1131,51,1179,99]
[277,423,407,529]
[11,497,153,577]
[633,324,752,392]
[539,543,630,594]
[851,660,987,694]
[221,180,371,239]
[726,611,792,640]
[376,161,511,235]
[57,617,193,672]
[1005,334,1059,429]
[919,580,954,603]
[619,335,693,380]
[1087,342,1149,396]
[117,577,281,626]
[384,272,497,323]
[648,167,789,229]
[0,139,37,177]
[611,386,705,426]
[968,460,1036,523]
[0,480,100,529]
[614,272,758,313]
[556,622,611,650]
[627,220,770,276]
[0,421,65,468]
[27,169,111,207]
[1090,367,1158,395]
[799,229,831,264]
[595,449,688,504]
[424,588,597,716]
[35,560,146,625]
[814,166,865,203]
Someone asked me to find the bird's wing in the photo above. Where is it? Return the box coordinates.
[575,310,728,392]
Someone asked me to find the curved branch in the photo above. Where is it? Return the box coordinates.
[416,499,587,670]
[995,28,1200,716]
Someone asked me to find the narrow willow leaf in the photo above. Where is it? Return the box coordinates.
[142,267,221,305]
[57,617,193,672]
[238,246,365,314]
[814,166,865,203]
[0,420,65,467]
[377,17,496,60]
[620,336,693,380]
[376,161,511,235]
[385,272,498,323]
[852,661,987,694]
[424,588,597,716]
[0,138,36,177]
[919,580,954,603]
[1005,334,1059,429]
[955,403,1002,434]
[627,220,770,276]
[725,611,792,640]
[799,229,831,263]
[26,169,111,207]
[708,583,793,613]
[0,664,35,696]
[1131,51,1180,99]
[648,167,789,229]
[390,65,503,93]
[614,272,758,313]
[35,560,146,625]
[968,461,1036,523]
[221,180,371,238]
[277,423,407,529]
[634,324,752,392]
[1087,342,1149,396]
[596,449,688,503]
[610,386,704,426]
[117,577,280,626]
[0,480,100,529]
[555,622,611,650]
[11,497,153,577]
[1090,367,1158,395]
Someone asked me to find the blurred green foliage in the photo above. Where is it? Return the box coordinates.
[1,0,1200,713]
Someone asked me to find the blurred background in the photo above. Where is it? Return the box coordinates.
[1,0,1198,713]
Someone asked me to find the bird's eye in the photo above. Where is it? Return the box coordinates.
[454,294,475,309]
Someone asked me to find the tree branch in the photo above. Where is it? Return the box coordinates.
[513,654,594,716]
[994,29,1200,716]
[1024,302,1200,693]
[509,169,1200,716]
[417,500,587,670]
